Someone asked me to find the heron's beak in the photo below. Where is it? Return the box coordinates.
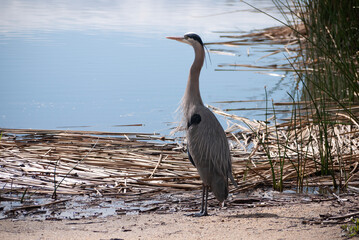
[166,36,186,43]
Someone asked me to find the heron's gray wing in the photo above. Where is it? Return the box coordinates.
[187,106,233,185]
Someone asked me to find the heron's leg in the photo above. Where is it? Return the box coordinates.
[186,184,209,217]
[185,185,209,217]
[193,185,208,217]
[202,186,209,216]
[199,184,205,214]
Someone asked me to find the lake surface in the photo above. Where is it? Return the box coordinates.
[0,0,294,135]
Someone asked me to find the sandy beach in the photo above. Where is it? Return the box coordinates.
[1,195,350,240]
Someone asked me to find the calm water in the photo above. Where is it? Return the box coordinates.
[0,0,293,135]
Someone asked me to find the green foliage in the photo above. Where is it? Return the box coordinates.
[341,218,359,238]
[273,0,359,184]
[245,88,288,192]
[20,188,28,203]
[244,0,359,191]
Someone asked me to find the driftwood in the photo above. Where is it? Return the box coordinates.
[6,199,68,214]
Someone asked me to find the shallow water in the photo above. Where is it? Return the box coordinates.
[0,186,343,220]
[0,0,294,135]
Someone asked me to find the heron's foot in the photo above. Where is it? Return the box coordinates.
[186,211,208,217]
[194,211,208,217]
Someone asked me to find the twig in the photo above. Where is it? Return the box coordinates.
[52,138,99,199]
[6,199,69,214]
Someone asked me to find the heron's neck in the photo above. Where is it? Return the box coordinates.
[183,45,205,110]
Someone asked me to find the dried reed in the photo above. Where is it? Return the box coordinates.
[1,108,358,198]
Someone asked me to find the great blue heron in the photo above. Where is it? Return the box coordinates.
[166,33,237,216]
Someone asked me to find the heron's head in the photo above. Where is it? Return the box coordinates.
[166,32,204,49]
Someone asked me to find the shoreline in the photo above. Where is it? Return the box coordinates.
[0,198,347,240]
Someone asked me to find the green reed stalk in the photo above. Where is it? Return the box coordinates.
[243,0,358,191]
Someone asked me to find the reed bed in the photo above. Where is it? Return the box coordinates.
[207,24,305,72]
[1,105,358,199]
[207,24,305,46]
[211,105,359,191]
[0,128,199,196]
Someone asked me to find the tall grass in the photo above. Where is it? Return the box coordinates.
[275,0,359,112]
[276,0,359,190]
[243,0,359,191]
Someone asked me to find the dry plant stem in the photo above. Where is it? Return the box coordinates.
[52,138,99,199]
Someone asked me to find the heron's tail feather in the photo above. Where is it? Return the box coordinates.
[210,174,228,202]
